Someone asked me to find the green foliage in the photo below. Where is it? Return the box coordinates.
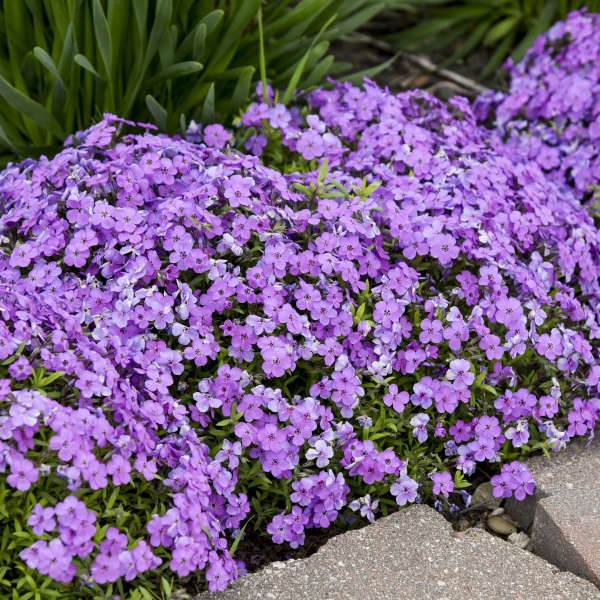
[385,0,600,80]
[0,0,386,163]
[0,361,175,599]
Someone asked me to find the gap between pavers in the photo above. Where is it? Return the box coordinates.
[196,503,599,600]
[504,434,600,587]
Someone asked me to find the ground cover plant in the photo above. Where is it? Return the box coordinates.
[1,9,600,600]
[474,8,600,203]
[0,0,386,164]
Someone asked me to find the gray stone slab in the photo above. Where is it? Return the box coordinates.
[505,435,600,530]
[196,504,600,600]
[502,433,600,587]
[532,486,600,587]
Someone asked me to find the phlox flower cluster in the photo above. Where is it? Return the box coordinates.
[1,13,600,592]
[475,9,600,201]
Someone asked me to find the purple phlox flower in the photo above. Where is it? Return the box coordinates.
[390,475,419,506]
[474,415,501,439]
[446,358,474,390]
[215,439,243,469]
[306,439,334,468]
[7,453,38,491]
[383,383,410,412]
[419,317,443,344]
[469,436,497,462]
[535,328,563,361]
[8,356,32,381]
[505,419,530,448]
[429,233,459,265]
[348,494,379,523]
[28,504,56,535]
[410,413,430,443]
[107,454,131,485]
[290,477,314,506]
[411,379,434,409]
[430,471,455,498]
[490,472,514,499]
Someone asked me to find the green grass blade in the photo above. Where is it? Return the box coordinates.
[74,54,104,81]
[483,16,519,46]
[57,23,76,81]
[92,0,112,78]
[341,52,400,85]
[230,65,255,113]
[199,8,224,33]
[158,24,178,68]
[511,0,558,62]
[439,17,494,68]
[481,29,516,79]
[323,2,385,39]
[301,54,335,88]
[200,81,215,123]
[33,46,66,90]
[145,94,167,130]
[107,0,129,67]
[147,60,203,84]
[131,0,149,44]
[262,0,334,38]
[209,0,260,69]
[229,517,254,556]
[144,0,173,71]
[123,0,172,117]
[282,13,337,104]
[33,47,67,115]
[44,0,71,42]
[0,73,64,139]
[192,23,207,62]
[278,40,329,82]
[257,6,268,101]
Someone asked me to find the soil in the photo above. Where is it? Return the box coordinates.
[330,9,509,100]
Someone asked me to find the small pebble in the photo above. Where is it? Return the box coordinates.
[487,515,517,535]
[508,531,531,549]
[472,482,502,508]
[452,530,468,539]
[168,592,192,600]
[490,507,504,516]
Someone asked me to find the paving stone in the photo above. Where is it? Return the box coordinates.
[532,486,600,587]
[504,435,600,529]
[503,434,600,586]
[196,504,599,600]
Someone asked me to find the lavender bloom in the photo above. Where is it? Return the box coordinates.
[430,471,455,498]
[306,439,334,468]
[410,413,430,443]
[505,420,530,449]
[390,475,419,506]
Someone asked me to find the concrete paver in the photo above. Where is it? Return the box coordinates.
[196,504,600,600]
[504,435,600,586]
[505,435,600,529]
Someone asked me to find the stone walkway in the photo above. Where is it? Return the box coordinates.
[504,435,600,587]
[196,436,600,600]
